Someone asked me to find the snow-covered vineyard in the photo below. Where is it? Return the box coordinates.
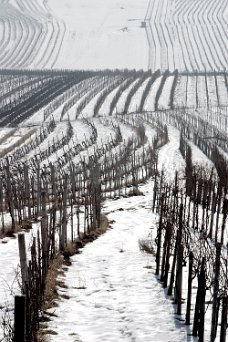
[0,0,228,341]
[0,70,227,127]
[0,0,227,71]
[0,68,227,341]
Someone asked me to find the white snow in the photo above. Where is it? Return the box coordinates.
[0,0,227,340]
[157,125,185,183]
[158,75,174,109]
[188,140,217,172]
[45,182,195,342]
[0,119,227,341]
[47,0,149,70]
[143,76,162,112]
[128,77,151,113]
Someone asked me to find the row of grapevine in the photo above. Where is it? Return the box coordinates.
[0,70,227,127]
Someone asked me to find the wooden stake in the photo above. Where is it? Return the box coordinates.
[14,295,26,342]
[18,234,28,294]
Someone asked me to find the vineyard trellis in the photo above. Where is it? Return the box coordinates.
[0,113,169,340]
[0,69,227,341]
[151,155,228,342]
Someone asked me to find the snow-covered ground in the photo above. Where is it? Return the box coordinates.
[157,125,185,184]
[0,0,227,71]
[0,0,148,70]
[0,127,35,156]
[48,0,148,70]
[45,182,196,342]
[0,119,227,341]
[0,0,227,340]
[0,221,40,340]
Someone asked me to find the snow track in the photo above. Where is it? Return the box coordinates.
[158,125,185,183]
[144,76,162,111]
[46,186,191,342]
[158,75,174,109]
[127,77,151,113]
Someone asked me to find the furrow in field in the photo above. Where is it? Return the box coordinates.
[173,75,188,108]
[197,76,207,108]
[186,75,197,108]
[114,78,141,114]
[216,76,228,107]
[143,76,162,111]
[207,76,219,107]
[98,79,131,116]
[158,75,174,109]
[128,77,151,113]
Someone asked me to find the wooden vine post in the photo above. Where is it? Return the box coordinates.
[193,258,206,339]
[61,174,68,250]
[24,163,31,220]
[161,220,172,288]
[6,158,16,231]
[198,258,206,342]
[155,193,164,276]
[14,295,26,342]
[220,295,227,342]
[18,233,28,294]
[211,243,221,342]
[175,204,183,315]
[221,197,228,245]
[41,190,48,285]
[185,251,194,325]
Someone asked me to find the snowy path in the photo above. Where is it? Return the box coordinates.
[46,183,194,342]
[158,126,185,183]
